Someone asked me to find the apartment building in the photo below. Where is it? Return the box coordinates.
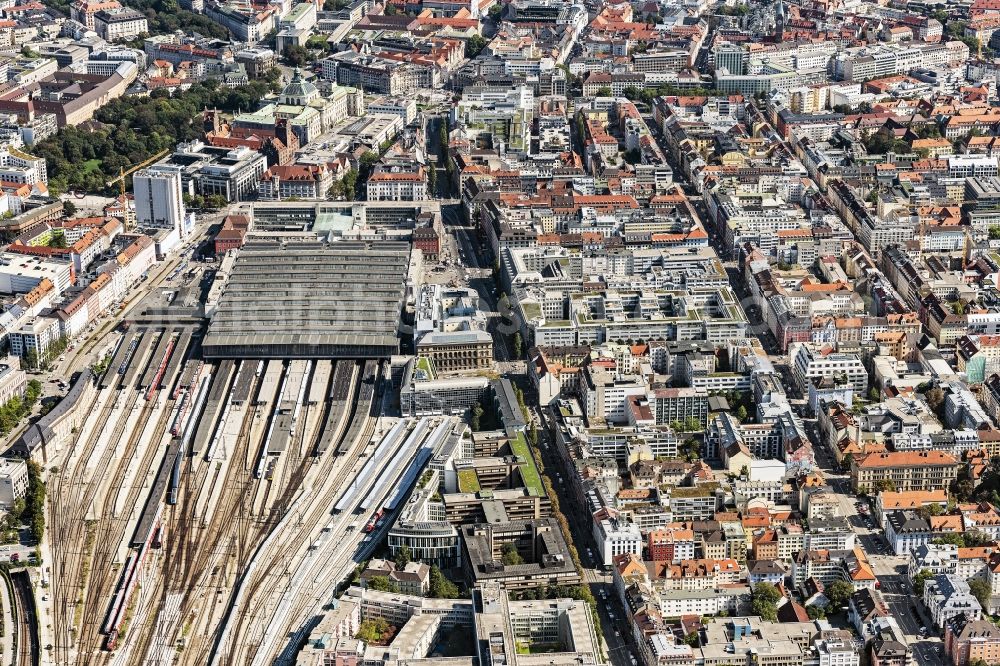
[945,616,1000,666]
[367,168,427,202]
[93,7,148,41]
[924,575,982,629]
[791,342,869,394]
[648,528,696,563]
[71,0,121,29]
[258,164,333,201]
[0,458,28,508]
[651,387,710,427]
[593,514,643,566]
[851,451,960,493]
[884,510,932,555]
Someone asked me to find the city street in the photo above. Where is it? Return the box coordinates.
[802,391,947,666]
[532,406,637,666]
[876,574,944,666]
[442,211,633,664]
[443,206,522,370]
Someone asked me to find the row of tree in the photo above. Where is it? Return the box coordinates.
[10,460,46,544]
[23,336,68,371]
[0,380,42,436]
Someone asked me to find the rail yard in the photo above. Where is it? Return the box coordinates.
[41,327,447,665]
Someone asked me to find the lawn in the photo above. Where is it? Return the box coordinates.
[457,469,480,493]
[509,432,544,497]
[516,642,563,654]
[415,356,435,380]
[81,159,102,174]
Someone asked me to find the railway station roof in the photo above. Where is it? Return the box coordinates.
[202,240,410,359]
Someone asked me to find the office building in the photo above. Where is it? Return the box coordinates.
[0,458,28,509]
[134,166,187,236]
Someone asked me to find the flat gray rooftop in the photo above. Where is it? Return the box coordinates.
[202,240,409,359]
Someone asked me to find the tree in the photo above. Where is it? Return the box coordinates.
[924,387,946,417]
[62,200,76,218]
[501,542,524,565]
[25,380,41,406]
[918,503,944,519]
[682,417,702,432]
[384,2,398,14]
[282,44,312,68]
[356,618,390,643]
[366,575,398,592]
[512,331,523,358]
[952,300,966,315]
[681,437,701,461]
[913,568,933,595]
[488,3,502,19]
[806,605,826,620]
[428,565,459,598]
[873,479,897,493]
[329,168,359,200]
[394,545,411,569]
[25,460,44,543]
[360,151,379,169]
[717,2,749,16]
[970,578,992,611]
[683,631,700,647]
[427,163,437,196]
[466,34,487,58]
[471,403,483,431]
[735,405,748,423]
[596,86,612,97]
[204,194,227,210]
[751,583,781,622]
[826,580,854,608]
[438,122,449,158]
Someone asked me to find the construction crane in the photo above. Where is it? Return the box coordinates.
[106,148,172,200]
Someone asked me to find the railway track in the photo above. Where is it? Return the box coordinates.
[265,407,381,664]
[247,365,386,664]
[213,362,377,665]
[126,370,267,665]
[75,391,174,664]
[12,571,38,666]
[123,359,315,665]
[49,385,130,666]
[48,331,188,665]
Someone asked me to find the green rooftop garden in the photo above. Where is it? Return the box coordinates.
[521,302,542,320]
[415,356,436,380]
[510,432,544,497]
[668,482,721,498]
[457,469,481,493]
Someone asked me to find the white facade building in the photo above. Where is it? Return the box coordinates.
[133,166,187,237]
[0,458,28,509]
[593,515,642,566]
[791,343,869,393]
